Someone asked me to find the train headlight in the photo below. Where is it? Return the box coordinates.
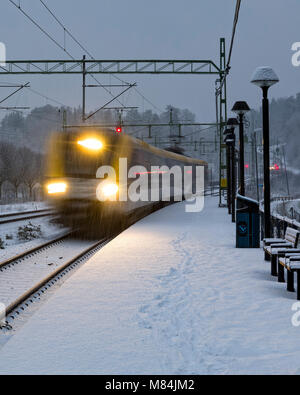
[96,181,119,201]
[77,138,103,151]
[102,183,119,197]
[47,182,67,195]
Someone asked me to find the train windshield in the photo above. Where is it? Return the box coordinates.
[63,129,115,178]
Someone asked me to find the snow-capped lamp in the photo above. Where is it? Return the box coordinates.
[250,66,279,88]
[227,117,239,128]
[231,101,250,116]
[231,102,250,197]
[250,66,279,239]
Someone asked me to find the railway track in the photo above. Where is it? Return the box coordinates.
[0,208,56,225]
[0,232,110,328]
[0,203,170,329]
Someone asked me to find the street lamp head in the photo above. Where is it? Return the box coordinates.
[227,117,239,128]
[251,66,279,88]
[231,101,250,116]
[223,127,234,135]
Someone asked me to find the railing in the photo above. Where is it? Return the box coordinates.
[260,196,300,239]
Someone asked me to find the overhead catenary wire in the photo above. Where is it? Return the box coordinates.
[216,0,241,96]
[39,0,164,115]
[0,80,68,107]
[227,0,241,72]
[39,0,165,114]
[39,0,145,112]
[8,0,197,125]
[8,0,129,109]
[8,0,74,59]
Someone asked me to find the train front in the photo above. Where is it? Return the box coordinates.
[45,128,125,230]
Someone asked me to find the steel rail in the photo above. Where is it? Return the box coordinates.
[0,209,55,225]
[4,237,109,318]
[0,208,52,219]
[0,232,72,270]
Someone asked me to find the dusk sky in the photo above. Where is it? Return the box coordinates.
[0,0,299,122]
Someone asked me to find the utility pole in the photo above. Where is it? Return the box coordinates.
[82,55,86,123]
[282,145,290,197]
[254,131,259,201]
[62,109,67,132]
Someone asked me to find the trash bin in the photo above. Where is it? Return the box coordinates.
[236,194,260,248]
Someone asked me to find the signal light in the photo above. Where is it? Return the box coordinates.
[245,164,249,169]
[270,163,280,171]
[116,126,122,133]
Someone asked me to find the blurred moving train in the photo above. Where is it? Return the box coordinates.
[45,127,208,233]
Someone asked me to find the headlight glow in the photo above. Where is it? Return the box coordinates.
[77,138,103,151]
[47,182,67,194]
[101,183,119,197]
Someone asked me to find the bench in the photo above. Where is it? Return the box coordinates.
[278,255,300,300]
[263,227,300,276]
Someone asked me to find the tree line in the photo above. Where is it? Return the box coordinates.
[0,142,43,202]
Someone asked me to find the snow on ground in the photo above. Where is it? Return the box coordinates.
[0,216,68,262]
[0,237,98,308]
[0,201,49,215]
[0,197,300,375]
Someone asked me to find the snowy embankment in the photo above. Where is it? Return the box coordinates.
[0,201,48,215]
[0,217,68,262]
[0,197,300,375]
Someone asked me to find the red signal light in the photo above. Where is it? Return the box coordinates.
[245,164,249,169]
[270,164,280,171]
[116,127,122,133]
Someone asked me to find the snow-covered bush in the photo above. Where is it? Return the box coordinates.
[17,222,42,241]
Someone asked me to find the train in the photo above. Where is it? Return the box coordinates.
[45,127,208,234]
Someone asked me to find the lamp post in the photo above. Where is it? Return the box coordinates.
[224,124,237,223]
[251,67,279,238]
[232,101,250,196]
[226,118,239,215]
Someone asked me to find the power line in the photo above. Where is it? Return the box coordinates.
[39,0,94,59]
[227,0,241,71]
[38,0,130,107]
[133,87,164,114]
[38,0,164,114]
[8,0,128,109]
[0,82,29,105]
[8,0,74,59]
[26,87,67,107]
[8,0,186,121]
[216,0,242,96]
[0,80,68,107]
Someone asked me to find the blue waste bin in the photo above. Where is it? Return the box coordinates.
[236,194,260,248]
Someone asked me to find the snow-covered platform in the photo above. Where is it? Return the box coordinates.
[1,197,300,375]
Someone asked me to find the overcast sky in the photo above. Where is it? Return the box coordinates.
[0,0,299,122]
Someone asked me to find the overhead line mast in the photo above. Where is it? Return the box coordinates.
[216,0,242,206]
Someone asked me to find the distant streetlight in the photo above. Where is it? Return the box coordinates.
[232,101,250,196]
[251,66,279,238]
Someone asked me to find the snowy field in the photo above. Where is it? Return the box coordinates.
[0,197,300,375]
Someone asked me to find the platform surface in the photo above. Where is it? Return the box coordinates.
[1,197,300,375]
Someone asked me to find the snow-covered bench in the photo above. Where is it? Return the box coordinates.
[263,227,300,276]
[278,255,300,300]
